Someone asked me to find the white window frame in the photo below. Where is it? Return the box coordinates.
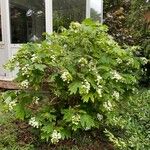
[1,0,103,47]
[88,0,103,23]
[8,0,48,47]
[0,0,4,45]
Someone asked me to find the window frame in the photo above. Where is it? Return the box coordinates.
[6,0,102,47]
[8,0,47,47]
[0,0,4,45]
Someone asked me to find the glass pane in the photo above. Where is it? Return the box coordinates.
[0,3,2,41]
[53,0,86,32]
[90,0,102,22]
[9,0,45,43]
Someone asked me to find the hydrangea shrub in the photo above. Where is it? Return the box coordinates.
[3,19,144,145]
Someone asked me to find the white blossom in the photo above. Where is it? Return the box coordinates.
[88,61,97,72]
[96,75,102,86]
[97,86,103,97]
[111,70,122,81]
[78,57,88,67]
[29,117,40,128]
[21,64,30,76]
[72,114,80,125]
[116,58,122,64]
[97,113,103,121]
[51,55,56,63]
[8,100,17,111]
[51,130,62,144]
[140,57,149,65]
[103,101,113,111]
[33,96,40,104]
[31,54,38,62]
[70,22,81,29]
[113,91,120,100]
[20,80,29,88]
[61,71,72,83]
[81,79,90,94]
[127,58,134,66]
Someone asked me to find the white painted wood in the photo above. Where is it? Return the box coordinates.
[0,0,10,77]
[89,0,103,22]
[86,0,90,18]
[46,0,53,34]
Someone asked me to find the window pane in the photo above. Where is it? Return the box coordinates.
[0,4,2,41]
[53,0,86,32]
[9,0,45,43]
[90,0,102,22]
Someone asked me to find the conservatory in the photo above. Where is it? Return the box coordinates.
[0,0,103,80]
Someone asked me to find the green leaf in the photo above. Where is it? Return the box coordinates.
[80,114,95,129]
[41,124,53,134]
[82,93,94,103]
[68,81,82,95]
[34,64,46,71]
[60,128,71,140]
[15,104,25,120]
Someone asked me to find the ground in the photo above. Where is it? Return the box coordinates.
[0,90,114,150]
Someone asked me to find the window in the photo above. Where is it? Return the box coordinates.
[53,0,86,32]
[90,0,102,22]
[0,2,2,41]
[9,0,45,43]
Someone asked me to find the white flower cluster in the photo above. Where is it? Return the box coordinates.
[31,54,39,62]
[61,71,72,83]
[78,57,88,67]
[113,91,120,100]
[70,22,81,30]
[95,75,103,97]
[31,54,38,62]
[51,55,56,63]
[103,101,113,111]
[97,113,103,121]
[111,70,122,81]
[127,58,134,66]
[51,130,62,144]
[97,86,103,97]
[140,57,149,65]
[8,100,17,111]
[81,79,90,94]
[21,64,30,76]
[96,75,102,85]
[116,58,122,64]
[20,80,29,88]
[72,114,80,125]
[33,96,40,104]
[29,117,40,128]
[88,61,97,72]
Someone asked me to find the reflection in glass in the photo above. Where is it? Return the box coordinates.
[9,0,45,43]
[53,0,86,32]
[0,6,2,41]
[90,0,102,22]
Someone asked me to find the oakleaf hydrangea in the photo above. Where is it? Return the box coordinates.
[51,130,62,144]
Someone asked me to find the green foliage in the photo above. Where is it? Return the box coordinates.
[128,0,150,38]
[105,89,150,149]
[0,93,34,150]
[3,19,143,146]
